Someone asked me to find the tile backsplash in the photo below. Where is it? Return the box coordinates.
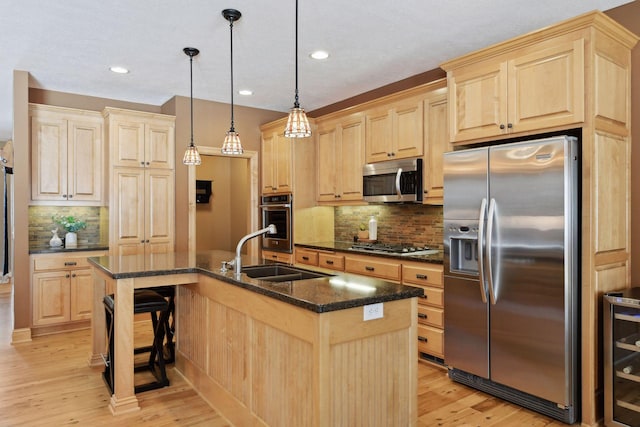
[334,204,443,249]
[29,206,108,246]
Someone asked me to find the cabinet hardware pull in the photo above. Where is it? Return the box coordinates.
[140,161,145,166]
[416,274,427,280]
[146,162,150,165]
[500,124,505,130]
[507,123,513,129]
[420,294,427,299]
[65,274,70,278]
[326,260,334,265]
[272,255,278,259]
[64,262,77,266]
[418,313,427,319]
[62,194,67,198]
[365,266,375,271]
[302,256,309,261]
[71,273,76,278]
[68,194,73,198]
[418,336,428,342]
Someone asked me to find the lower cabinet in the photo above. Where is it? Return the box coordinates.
[262,249,293,264]
[296,248,345,271]
[31,250,106,333]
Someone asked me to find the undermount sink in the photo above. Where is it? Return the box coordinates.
[242,265,330,282]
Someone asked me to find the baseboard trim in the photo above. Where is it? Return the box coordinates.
[11,327,32,344]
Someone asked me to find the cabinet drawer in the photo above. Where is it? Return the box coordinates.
[417,324,444,357]
[345,256,401,282]
[262,250,293,264]
[402,264,443,287]
[411,284,443,308]
[33,251,106,272]
[318,253,344,271]
[296,249,319,266]
[418,305,443,328]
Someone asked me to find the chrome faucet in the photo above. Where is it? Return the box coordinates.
[233,224,277,277]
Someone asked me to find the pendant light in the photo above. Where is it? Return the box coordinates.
[283,0,312,138]
[221,9,244,155]
[182,47,202,166]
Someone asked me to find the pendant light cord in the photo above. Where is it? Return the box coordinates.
[229,18,235,132]
[189,53,195,145]
[294,0,300,108]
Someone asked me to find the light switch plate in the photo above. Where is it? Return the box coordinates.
[363,303,383,321]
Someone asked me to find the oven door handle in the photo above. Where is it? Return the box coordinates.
[259,204,291,208]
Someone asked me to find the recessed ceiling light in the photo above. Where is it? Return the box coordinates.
[110,66,129,74]
[238,89,253,96]
[310,50,329,60]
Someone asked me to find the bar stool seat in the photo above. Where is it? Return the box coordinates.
[149,285,175,364]
[102,289,171,394]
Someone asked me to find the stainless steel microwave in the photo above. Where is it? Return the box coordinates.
[363,158,423,203]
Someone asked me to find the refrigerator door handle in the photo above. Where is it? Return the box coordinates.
[477,198,488,304]
[486,198,497,305]
[395,168,403,198]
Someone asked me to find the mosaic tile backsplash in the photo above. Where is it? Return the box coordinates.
[29,206,108,246]
[334,204,443,249]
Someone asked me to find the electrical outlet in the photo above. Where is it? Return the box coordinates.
[363,303,383,321]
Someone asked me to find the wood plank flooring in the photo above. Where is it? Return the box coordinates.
[0,292,572,426]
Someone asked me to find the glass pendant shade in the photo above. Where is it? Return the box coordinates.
[183,144,201,165]
[284,106,312,137]
[221,130,243,155]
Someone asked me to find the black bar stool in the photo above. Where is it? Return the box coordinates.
[149,285,175,364]
[102,289,171,394]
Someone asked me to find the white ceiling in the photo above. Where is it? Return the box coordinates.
[0,0,634,141]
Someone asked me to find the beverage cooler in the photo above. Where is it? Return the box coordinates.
[604,288,640,426]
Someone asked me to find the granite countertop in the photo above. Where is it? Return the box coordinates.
[295,241,444,264]
[88,250,424,314]
[29,243,110,254]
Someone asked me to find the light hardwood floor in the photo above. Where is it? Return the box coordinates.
[0,292,571,426]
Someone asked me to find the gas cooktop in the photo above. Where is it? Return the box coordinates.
[350,242,438,256]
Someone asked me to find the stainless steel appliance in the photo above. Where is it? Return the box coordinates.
[350,242,437,256]
[363,158,422,203]
[443,135,579,423]
[260,193,292,253]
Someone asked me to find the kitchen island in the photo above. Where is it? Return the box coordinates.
[88,250,422,425]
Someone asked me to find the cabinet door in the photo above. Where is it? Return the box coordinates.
[316,124,338,202]
[261,132,276,194]
[70,269,93,321]
[365,108,392,163]
[145,169,175,254]
[31,115,68,201]
[275,133,293,193]
[393,97,424,159]
[32,271,70,326]
[423,90,450,205]
[448,60,508,143]
[68,118,103,202]
[508,38,584,134]
[339,116,365,201]
[146,122,175,169]
[112,167,146,255]
[111,119,146,168]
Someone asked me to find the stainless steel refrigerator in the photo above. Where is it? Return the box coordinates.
[443,135,579,424]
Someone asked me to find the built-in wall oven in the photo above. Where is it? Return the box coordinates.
[260,193,292,253]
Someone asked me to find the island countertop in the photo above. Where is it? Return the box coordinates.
[88,249,423,314]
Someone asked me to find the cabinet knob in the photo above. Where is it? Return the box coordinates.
[71,273,76,278]
[68,194,73,198]
[62,194,67,198]
[416,274,427,280]
[326,260,334,265]
[146,240,150,243]
[499,124,505,130]
[418,336,428,343]
[141,240,145,243]
[507,123,513,129]
[146,162,150,166]
[302,256,309,261]
[418,313,427,319]
[365,266,375,271]
[140,162,145,166]
[65,274,70,278]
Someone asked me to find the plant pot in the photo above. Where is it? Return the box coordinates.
[65,232,78,247]
[357,230,369,240]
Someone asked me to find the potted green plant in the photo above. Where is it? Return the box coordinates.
[357,223,369,240]
[52,215,86,247]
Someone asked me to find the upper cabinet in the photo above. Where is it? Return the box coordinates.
[104,107,175,170]
[365,95,424,163]
[423,86,450,205]
[30,104,104,205]
[445,35,584,143]
[261,126,292,195]
[316,112,365,203]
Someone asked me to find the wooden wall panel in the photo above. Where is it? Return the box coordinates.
[177,286,207,371]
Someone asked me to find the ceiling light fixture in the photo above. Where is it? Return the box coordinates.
[182,47,201,166]
[221,8,244,155]
[310,50,329,60]
[238,89,253,96]
[109,66,129,74]
[283,0,312,138]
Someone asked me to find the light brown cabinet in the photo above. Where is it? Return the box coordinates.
[30,104,104,205]
[261,127,292,195]
[402,262,444,360]
[295,247,345,271]
[31,251,106,331]
[344,253,402,282]
[104,108,175,257]
[422,86,450,205]
[262,249,293,264]
[316,113,365,203]
[446,36,584,143]
[365,95,423,163]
